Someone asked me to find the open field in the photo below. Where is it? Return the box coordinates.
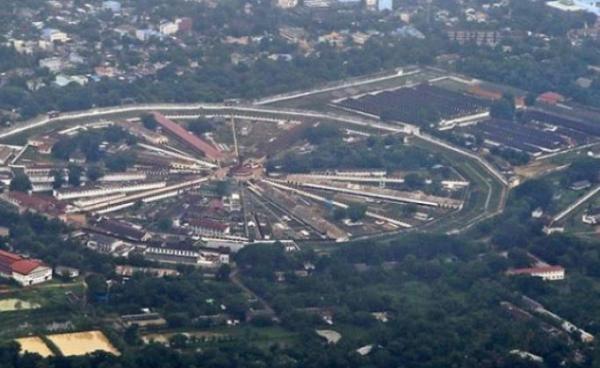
[15,337,54,357]
[47,330,120,356]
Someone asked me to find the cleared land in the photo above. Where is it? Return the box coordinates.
[0,298,41,312]
[46,330,120,356]
[15,337,53,357]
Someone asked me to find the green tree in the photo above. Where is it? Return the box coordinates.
[347,203,367,222]
[216,264,232,281]
[68,165,82,187]
[9,173,31,192]
[157,217,173,232]
[141,114,157,130]
[51,170,64,189]
[123,324,141,346]
[187,118,214,135]
[87,165,104,182]
[490,94,516,120]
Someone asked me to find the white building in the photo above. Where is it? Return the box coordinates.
[42,29,69,43]
[102,0,122,12]
[39,57,64,73]
[54,181,167,200]
[276,0,298,8]
[0,250,52,286]
[159,22,179,36]
[507,266,565,281]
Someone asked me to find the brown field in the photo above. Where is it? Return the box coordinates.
[15,337,53,357]
[46,330,120,356]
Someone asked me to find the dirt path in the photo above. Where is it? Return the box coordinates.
[230,269,278,321]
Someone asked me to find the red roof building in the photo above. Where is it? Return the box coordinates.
[188,218,230,235]
[152,112,223,161]
[537,92,565,105]
[6,191,66,219]
[0,249,52,286]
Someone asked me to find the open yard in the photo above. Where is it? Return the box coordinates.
[47,330,120,356]
[0,298,41,312]
[15,337,53,357]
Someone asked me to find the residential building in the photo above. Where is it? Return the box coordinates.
[0,250,52,286]
[364,0,377,11]
[582,207,600,224]
[570,180,592,191]
[4,192,66,219]
[507,265,565,281]
[87,233,126,253]
[39,57,64,73]
[42,28,69,43]
[159,22,179,36]
[276,0,298,8]
[447,30,503,47]
[94,218,151,242]
[537,92,566,105]
[378,0,392,11]
[102,0,121,12]
[188,218,231,236]
[54,265,80,279]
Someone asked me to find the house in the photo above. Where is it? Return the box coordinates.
[94,218,151,242]
[86,233,125,254]
[159,21,179,36]
[188,218,230,236]
[531,208,544,219]
[570,180,592,191]
[54,265,80,279]
[5,192,67,219]
[582,207,600,224]
[537,92,565,105]
[0,250,52,286]
[41,28,69,43]
[276,0,298,8]
[102,0,121,12]
[39,57,64,73]
[543,226,564,235]
[28,136,58,155]
[506,265,565,281]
